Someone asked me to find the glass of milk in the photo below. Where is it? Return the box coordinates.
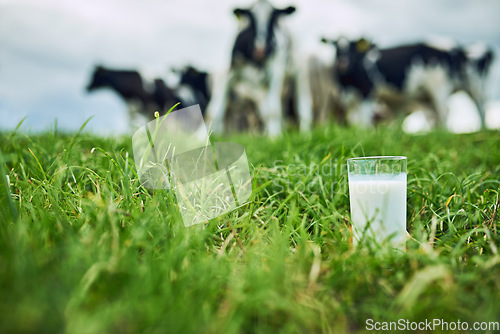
[347,156,407,250]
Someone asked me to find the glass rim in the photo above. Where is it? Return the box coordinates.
[347,156,407,162]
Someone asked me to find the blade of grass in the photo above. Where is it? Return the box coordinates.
[0,148,18,222]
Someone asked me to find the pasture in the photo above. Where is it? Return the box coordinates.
[0,122,499,333]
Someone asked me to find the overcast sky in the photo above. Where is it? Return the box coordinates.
[1,0,499,134]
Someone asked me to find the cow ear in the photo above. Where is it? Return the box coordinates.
[233,8,248,18]
[280,6,296,15]
[187,66,197,77]
[321,37,334,45]
[356,38,372,53]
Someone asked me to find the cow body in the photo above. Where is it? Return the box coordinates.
[322,38,493,127]
[205,0,311,135]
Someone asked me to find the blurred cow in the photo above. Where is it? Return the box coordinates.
[173,65,211,115]
[86,65,209,128]
[321,37,494,127]
[87,66,151,108]
[204,0,312,135]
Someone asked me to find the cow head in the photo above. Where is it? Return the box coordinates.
[322,37,377,75]
[465,44,494,76]
[178,66,208,89]
[86,65,108,92]
[232,0,296,65]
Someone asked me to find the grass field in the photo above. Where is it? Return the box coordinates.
[1,122,499,333]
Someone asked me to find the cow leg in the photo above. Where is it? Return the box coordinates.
[476,101,487,129]
[465,71,488,128]
[204,71,230,134]
[257,94,282,136]
[359,99,377,126]
[342,91,375,127]
[127,100,150,131]
[261,55,287,136]
[426,83,451,127]
[295,55,313,131]
[468,89,487,128]
[406,63,451,127]
[307,55,330,125]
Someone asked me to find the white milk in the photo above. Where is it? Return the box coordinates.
[348,173,407,249]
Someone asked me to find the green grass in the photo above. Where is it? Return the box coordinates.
[0,123,499,333]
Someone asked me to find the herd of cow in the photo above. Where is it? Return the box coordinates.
[86,0,494,135]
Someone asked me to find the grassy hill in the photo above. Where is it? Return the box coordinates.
[1,124,499,333]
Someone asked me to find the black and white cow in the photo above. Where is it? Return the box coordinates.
[321,37,493,127]
[174,66,211,115]
[205,0,312,135]
[87,66,152,107]
[86,65,208,128]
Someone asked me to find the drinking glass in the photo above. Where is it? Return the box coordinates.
[347,156,407,250]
